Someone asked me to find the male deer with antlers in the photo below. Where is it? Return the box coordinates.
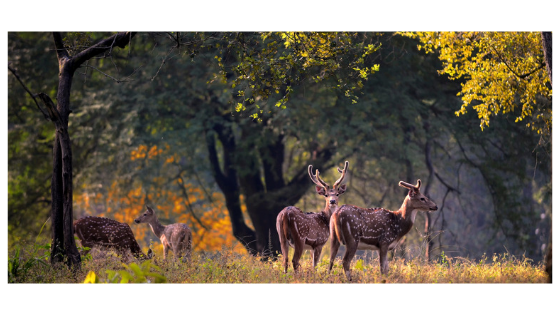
[276,161,348,273]
[74,216,152,260]
[134,205,192,262]
[329,179,437,280]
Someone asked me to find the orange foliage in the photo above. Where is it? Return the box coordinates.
[74,144,251,255]
[130,144,166,161]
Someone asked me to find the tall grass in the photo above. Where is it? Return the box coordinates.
[8,243,548,283]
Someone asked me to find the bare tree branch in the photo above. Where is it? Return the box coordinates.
[72,32,137,70]
[52,32,70,60]
[489,44,545,80]
[37,93,62,123]
[8,64,50,120]
[434,172,461,194]
[82,64,133,83]
[151,46,179,81]
[176,172,209,231]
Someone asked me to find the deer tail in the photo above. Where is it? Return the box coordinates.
[276,209,288,245]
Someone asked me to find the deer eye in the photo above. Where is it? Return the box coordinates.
[336,193,339,196]
[143,214,147,216]
[421,198,426,201]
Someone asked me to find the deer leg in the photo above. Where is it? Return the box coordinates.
[179,239,189,263]
[183,236,192,263]
[173,235,186,262]
[292,239,305,272]
[172,242,180,261]
[342,239,359,281]
[279,237,290,273]
[163,245,169,260]
[312,246,323,269]
[379,246,390,274]
[328,236,340,272]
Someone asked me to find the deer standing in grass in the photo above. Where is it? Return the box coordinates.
[134,206,192,262]
[276,161,348,273]
[329,179,437,280]
[73,216,152,260]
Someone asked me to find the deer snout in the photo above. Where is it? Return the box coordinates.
[329,199,337,205]
[430,206,438,211]
[134,219,140,224]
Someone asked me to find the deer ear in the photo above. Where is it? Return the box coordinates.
[408,189,417,197]
[337,184,347,194]
[315,186,327,195]
[146,206,154,214]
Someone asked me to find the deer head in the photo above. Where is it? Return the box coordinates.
[134,205,156,224]
[308,161,348,214]
[398,179,438,212]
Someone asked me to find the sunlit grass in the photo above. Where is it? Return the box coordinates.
[8,243,548,283]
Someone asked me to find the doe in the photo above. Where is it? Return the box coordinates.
[134,205,192,262]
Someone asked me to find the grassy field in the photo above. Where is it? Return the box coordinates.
[8,242,548,284]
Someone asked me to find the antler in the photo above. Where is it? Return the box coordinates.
[398,179,422,190]
[308,165,329,189]
[333,161,349,189]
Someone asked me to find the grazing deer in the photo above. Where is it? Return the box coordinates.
[73,216,152,260]
[134,206,192,262]
[329,179,437,280]
[276,161,348,273]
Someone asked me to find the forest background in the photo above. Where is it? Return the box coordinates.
[2,2,558,315]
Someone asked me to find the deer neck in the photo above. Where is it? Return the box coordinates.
[148,216,166,238]
[396,198,418,233]
[322,202,337,218]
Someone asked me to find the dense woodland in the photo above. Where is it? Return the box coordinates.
[7,32,551,274]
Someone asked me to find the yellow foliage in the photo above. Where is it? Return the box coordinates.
[402,32,551,135]
[83,270,100,283]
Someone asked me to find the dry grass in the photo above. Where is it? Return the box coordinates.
[8,243,548,283]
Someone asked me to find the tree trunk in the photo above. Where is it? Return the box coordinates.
[541,32,552,84]
[59,124,81,266]
[205,123,258,254]
[50,135,64,264]
[545,233,552,283]
[423,122,435,261]
[206,114,335,257]
[46,32,136,268]
[541,31,552,283]
[424,212,433,261]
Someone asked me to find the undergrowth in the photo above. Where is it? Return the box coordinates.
[8,243,548,283]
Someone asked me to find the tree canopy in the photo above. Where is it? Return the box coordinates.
[402,32,551,137]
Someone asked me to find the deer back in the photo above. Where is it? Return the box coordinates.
[280,206,331,246]
[163,223,192,247]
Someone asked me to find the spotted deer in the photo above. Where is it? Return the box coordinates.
[134,205,192,262]
[329,179,438,280]
[73,216,152,260]
[276,161,348,273]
